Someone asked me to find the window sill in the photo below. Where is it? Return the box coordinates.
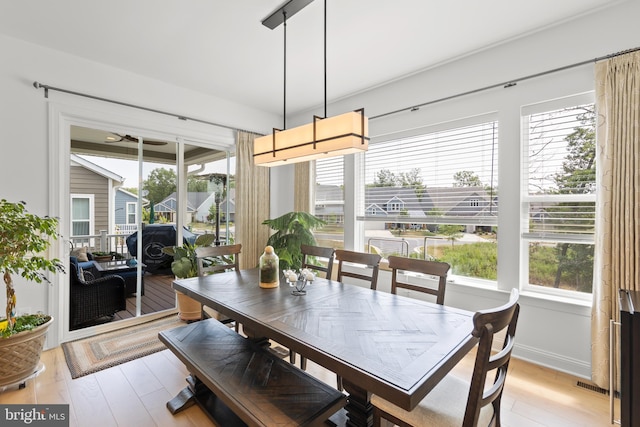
[446,276,592,312]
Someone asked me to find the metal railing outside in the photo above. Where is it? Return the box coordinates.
[366,237,409,258]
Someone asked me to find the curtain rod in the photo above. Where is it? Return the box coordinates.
[370,46,640,121]
[33,46,639,128]
[32,81,260,135]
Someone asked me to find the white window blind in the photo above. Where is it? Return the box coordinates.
[315,156,344,225]
[523,103,596,242]
[361,121,498,226]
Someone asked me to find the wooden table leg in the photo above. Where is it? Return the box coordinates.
[342,378,373,427]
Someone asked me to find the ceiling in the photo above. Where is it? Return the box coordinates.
[0,0,616,116]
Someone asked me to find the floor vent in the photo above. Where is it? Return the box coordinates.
[576,381,620,397]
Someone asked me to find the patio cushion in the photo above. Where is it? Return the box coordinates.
[70,246,89,262]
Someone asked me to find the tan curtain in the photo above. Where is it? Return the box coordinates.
[294,162,314,213]
[235,131,271,269]
[591,51,640,388]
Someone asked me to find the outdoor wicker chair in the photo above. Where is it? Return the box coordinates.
[69,259,126,330]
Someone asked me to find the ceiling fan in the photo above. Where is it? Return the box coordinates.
[104,133,168,146]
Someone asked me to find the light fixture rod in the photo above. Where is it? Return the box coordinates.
[323,0,327,119]
[283,10,287,130]
[262,0,315,29]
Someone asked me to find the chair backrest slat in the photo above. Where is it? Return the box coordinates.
[301,244,335,279]
[196,244,242,276]
[388,255,450,305]
[335,249,381,290]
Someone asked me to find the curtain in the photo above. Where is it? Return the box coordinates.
[294,162,314,213]
[235,131,271,269]
[591,51,640,388]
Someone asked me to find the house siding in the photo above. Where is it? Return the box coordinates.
[70,164,109,234]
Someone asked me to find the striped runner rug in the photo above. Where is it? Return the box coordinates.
[62,315,186,379]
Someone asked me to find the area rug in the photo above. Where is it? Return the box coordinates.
[62,315,186,379]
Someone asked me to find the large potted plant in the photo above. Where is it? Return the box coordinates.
[263,211,326,271]
[0,199,64,387]
[162,233,216,321]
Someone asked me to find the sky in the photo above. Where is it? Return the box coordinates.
[81,155,234,189]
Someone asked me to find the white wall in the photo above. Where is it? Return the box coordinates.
[272,0,640,379]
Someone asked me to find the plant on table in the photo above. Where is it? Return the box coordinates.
[0,199,64,337]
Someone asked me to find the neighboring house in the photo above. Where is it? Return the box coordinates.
[314,184,344,224]
[364,203,387,217]
[70,154,124,241]
[317,184,497,232]
[154,189,236,224]
[114,188,148,234]
[218,188,236,223]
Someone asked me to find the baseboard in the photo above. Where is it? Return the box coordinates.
[514,342,592,380]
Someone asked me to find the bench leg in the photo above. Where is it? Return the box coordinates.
[166,385,196,414]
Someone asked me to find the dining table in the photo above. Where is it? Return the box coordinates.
[172,268,477,427]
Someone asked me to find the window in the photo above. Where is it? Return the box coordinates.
[71,194,93,236]
[126,202,136,224]
[314,156,344,247]
[360,118,498,281]
[522,94,595,294]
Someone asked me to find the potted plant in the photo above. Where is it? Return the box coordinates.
[162,233,216,321]
[0,199,64,387]
[262,211,326,271]
[91,251,114,262]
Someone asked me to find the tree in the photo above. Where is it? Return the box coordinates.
[143,168,176,204]
[554,107,596,194]
[439,225,464,247]
[399,168,425,199]
[373,169,397,187]
[453,170,482,187]
[188,176,208,192]
[550,106,596,289]
[207,203,217,223]
[398,168,423,187]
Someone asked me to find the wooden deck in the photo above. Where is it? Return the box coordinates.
[114,273,177,320]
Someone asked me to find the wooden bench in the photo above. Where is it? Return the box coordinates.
[159,318,346,427]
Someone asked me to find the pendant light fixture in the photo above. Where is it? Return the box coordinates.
[254,0,369,167]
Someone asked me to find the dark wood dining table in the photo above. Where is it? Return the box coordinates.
[172,268,477,427]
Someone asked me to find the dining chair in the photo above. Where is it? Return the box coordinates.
[371,289,520,427]
[301,244,336,280]
[335,249,382,290]
[330,249,382,390]
[195,244,242,330]
[387,255,450,305]
[291,244,336,370]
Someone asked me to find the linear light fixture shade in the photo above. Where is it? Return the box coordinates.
[253,109,369,167]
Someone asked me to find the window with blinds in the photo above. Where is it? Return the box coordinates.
[314,156,345,246]
[362,121,498,227]
[356,119,499,281]
[524,103,596,241]
[522,96,595,294]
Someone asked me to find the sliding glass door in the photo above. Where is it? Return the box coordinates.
[67,126,235,331]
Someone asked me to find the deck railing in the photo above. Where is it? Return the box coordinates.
[71,230,134,257]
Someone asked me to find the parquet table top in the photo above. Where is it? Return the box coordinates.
[173,268,476,413]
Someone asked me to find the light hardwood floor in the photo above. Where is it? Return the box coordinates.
[0,345,613,427]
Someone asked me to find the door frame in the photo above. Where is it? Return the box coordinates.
[48,99,234,346]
